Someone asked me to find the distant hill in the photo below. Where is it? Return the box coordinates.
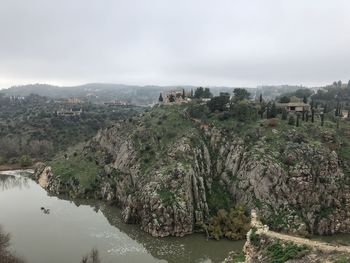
[1,83,255,106]
[2,83,315,105]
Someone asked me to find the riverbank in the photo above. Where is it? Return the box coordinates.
[0,164,34,171]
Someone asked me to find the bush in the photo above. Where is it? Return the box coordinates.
[266,240,309,262]
[207,205,250,240]
[231,101,257,122]
[207,95,229,112]
[19,155,32,167]
[0,155,6,165]
[218,111,231,121]
[250,227,261,247]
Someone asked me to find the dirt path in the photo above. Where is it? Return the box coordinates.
[251,210,350,254]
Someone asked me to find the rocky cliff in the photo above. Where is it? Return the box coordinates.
[34,103,350,238]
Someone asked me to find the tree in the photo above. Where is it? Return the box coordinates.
[158,93,163,102]
[296,114,300,127]
[259,94,263,103]
[194,87,212,99]
[269,102,277,118]
[321,113,324,126]
[311,109,315,123]
[279,96,290,103]
[207,95,230,112]
[19,155,31,167]
[333,81,338,87]
[258,101,267,119]
[282,109,288,120]
[182,89,185,99]
[303,96,307,104]
[294,88,313,99]
[194,87,204,98]
[288,115,295,126]
[231,101,257,122]
[233,88,250,102]
[338,80,342,88]
[348,80,350,89]
[190,89,194,98]
[203,88,212,98]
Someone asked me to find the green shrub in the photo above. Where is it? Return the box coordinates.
[207,205,250,240]
[157,188,175,206]
[19,155,32,167]
[266,240,309,262]
[250,227,261,247]
[0,155,6,165]
[231,252,246,263]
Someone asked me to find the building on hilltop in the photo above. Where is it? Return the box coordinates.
[67,97,82,104]
[163,89,188,103]
[277,102,310,112]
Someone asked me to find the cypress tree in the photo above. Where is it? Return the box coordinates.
[158,93,163,102]
[321,113,324,126]
[302,110,305,121]
[296,114,300,127]
[259,94,263,103]
[303,96,307,104]
[311,109,314,123]
[269,102,277,118]
[288,115,295,126]
[282,109,288,120]
[306,111,309,122]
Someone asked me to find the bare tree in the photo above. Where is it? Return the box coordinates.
[81,248,100,263]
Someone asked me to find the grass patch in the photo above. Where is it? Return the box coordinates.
[49,155,102,188]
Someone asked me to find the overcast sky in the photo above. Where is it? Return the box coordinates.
[0,0,350,89]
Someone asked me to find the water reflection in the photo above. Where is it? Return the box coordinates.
[0,171,31,191]
[57,195,244,263]
[0,170,243,263]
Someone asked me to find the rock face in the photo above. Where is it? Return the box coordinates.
[35,107,350,238]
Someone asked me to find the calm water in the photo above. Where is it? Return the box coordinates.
[0,170,244,263]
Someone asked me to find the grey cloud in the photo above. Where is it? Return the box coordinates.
[0,0,349,88]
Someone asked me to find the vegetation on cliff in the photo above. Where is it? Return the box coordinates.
[41,85,350,239]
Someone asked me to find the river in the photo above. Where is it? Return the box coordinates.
[0,170,244,263]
